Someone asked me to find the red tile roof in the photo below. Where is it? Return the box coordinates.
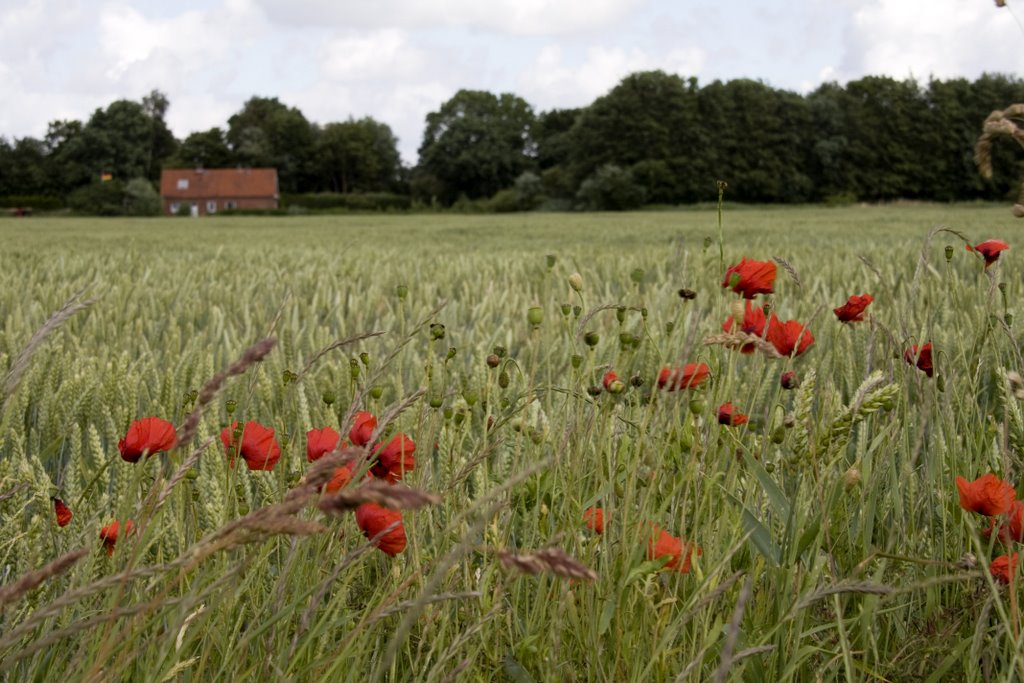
[160,168,278,199]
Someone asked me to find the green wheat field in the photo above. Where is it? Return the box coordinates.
[2,205,1024,682]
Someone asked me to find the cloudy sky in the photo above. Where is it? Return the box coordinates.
[1,0,1022,162]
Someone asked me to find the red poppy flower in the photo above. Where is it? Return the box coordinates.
[767,316,814,357]
[721,258,777,299]
[722,301,768,354]
[991,553,1019,584]
[220,420,282,471]
[956,473,1016,516]
[118,417,177,463]
[904,343,934,378]
[984,500,1024,544]
[306,426,341,462]
[99,519,134,556]
[325,465,353,494]
[371,433,416,482]
[780,371,798,390]
[646,526,701,573]
[833,294,873,323]
[584,507,605,534]
[349,411,377,447]
[52,497,72,527]
[718,402,748,426]
[355,503,406,556]
[657,364,711,391]
[602,371,620,390]
[967,240,1009,267]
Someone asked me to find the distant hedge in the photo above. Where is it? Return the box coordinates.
[280,192,412,212]
[0,195,64,211]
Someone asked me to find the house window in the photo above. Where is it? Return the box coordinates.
[176,178,189,190]
[170,202,180,214]
[225,200,237,210]
[207,200,217,214]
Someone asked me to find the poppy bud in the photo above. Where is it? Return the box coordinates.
[322,390,336,406]
[527,306,543,327]
[936,374,945,392]
[485,354,500,368]
[546,254,556,269]
[688,399,705,415]
[770,427,785,444]
[844,466,861,489]
[630,375,644,388]
[573,305,582,318]
[616,306,626,324]
[665,321,675,334]
[430,323,446,340]
[618,332,633,347]
[765,462,775,473]
[462,388,478,406]
[493,345,507,358]
[586,385,603,397]
[369,385,384,399]
[570,354,583,369]
[703,236,713,250]
[560,303,571,317]
[360,352,370,366]
[678,288,697,300]
[999,282,1008,296]
[429,395,443,409]
[584,331,599,347]
[397,284,408,300]
[630,268,645,284]
[607,379,626,395]
[944,245,954,261]
[454,412,465,426]
[226,399,236,415]
[350,359,360,379]
[568,273,584,292]
[446,347,457,361]
[780,371,798,390]
[678,428,693,451]
[498,371,510,388]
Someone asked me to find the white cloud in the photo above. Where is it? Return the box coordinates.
[320,29,428,82]
[841,0,1024,81]
[519,44,705,110]
[253,0,644,36]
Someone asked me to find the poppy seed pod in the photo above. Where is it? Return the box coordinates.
[462,388,478,406]
[396,284,408,300]
[349,359,360,379]
[944,245,954,261]
[429,396,443,409]
[568,273,584,292]
[430,323,446,340]
[322,390,336,406]
[703,236,713,250]
[678,288,697,300]
[546,254,556,269]
[665,321,675,333]
[573,305,582,317]
[527,306,543,327]
[369,385,384,399]
[570,354,583,369]
[584,331,599,347]
[493,345,507,358]
[359,352,370,366]
[630,268,644,284]
[616,306,626,324]
[561,303,571,317]
[446,347,457,361]
[226,399,236,414]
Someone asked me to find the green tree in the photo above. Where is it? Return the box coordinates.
[416,89,536,204]
[313,118,401,193]
[170,127,234,169]
[227,97,316,192]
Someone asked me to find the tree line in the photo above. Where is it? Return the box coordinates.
[2,71,1023,213]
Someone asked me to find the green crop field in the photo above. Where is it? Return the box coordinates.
[2,204,1024,681]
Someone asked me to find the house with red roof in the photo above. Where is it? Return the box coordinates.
[159,168,279,216]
